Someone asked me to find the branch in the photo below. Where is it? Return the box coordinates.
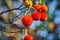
[0,4,26,15]
[12,7,26,20]
[0,25,24,33]
[18,4,24,8]
[0,8,19,15]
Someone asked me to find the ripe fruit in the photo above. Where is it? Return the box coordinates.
[23,0,33,8]
[34,3,48,12]
[39,4,48,12]
[32,12,41,21]
[22,15,33,26]
[24,34,33,40]
[40,12,48,21]
[34,3,42,11]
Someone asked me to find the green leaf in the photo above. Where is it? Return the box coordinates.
[40,0,45,4]
[1,0,7,7]
[8,12,16,20]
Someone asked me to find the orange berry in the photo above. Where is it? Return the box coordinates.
[40,4,48,12]
[34,3,42,11]
[34,3,48,12]
[22,15,33,26]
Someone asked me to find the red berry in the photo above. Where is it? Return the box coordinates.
[32,12,41,21]
[24,34,33,40]
[22,15,33,26]
[34,3,42,11]
[40,12,48,21]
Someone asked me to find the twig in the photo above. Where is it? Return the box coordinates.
[0,8,19,15]
[18,4,24,8]
[12,7,26,20]
[0,4,25,15]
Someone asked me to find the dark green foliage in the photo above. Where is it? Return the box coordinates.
[47,12,55,22]
[8,12,16,20]
[1,0,7,7]
[57,5,60,9]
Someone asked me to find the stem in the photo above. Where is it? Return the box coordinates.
[24,8,30,15]
[32,7,37,11]
[40,0,45,4]
[12,7,26,20]
[0,8,19,15]
[40,0,42,4]
[0,7,26,15]
[18,4,24,8]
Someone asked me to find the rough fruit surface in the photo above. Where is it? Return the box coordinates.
[39,4,48,12]
[34,3,42,11]
[40,12,48,21]
[22,15,33,26]
[32,12,41,20]
[24,34,33,40]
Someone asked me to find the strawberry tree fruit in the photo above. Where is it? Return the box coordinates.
[34,3,42,11]
[39,4,48,12]
[40,12,48,21]
[42,4,48,12]
[32,12,41,21]
[34,3,48,12]
[24,34,33,40]
[22,15,33,26]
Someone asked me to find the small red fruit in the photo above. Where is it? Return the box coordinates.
[40,12,48,21]
[32,12,41,21]
[24,34,33,40]
[34,3,42,11]
[22,15,33,26]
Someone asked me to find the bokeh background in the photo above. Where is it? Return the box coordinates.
[0,0,60,40]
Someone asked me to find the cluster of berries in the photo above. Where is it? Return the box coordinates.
[22,3,48,27]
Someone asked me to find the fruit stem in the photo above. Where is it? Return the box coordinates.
[24,28,28,35]
[40,0,45,4]
[32,7,37,12]
[40,0,42,4]
[24,8,30,15]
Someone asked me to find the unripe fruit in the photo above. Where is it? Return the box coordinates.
[32,12,41,21]
[49,22,55,32]
[24,34,33,40]
[23,0,33,8]
[34,3,42,11]
[22,15,33,26]
[40,12,48,21]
